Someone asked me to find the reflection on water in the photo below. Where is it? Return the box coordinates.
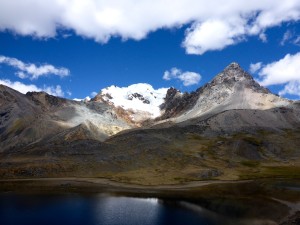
[0,194,218,225]
[95,197,160,225]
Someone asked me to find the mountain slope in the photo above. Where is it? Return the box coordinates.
[0,85,133,151]
[157,63,299,131]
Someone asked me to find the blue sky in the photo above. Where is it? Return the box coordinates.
[0,1,300,100]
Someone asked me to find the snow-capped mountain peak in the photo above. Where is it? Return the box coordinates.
[94,83,169,120]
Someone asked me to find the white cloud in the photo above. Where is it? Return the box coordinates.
[178,72,202,86]
[278,80,300,97]
[258,52,300,86]
[163,67,201,86]
[43,85,64,97]
[163,68,181,80]
[0,1,300,54]
[0,55,70,80]
[0,79,65,97]
[253,52,300,97]
[249,62,263,74]
[183,18,247,55]
[259,33,267,42]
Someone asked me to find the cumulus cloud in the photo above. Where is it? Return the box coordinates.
[183,17,247,54]
[0,55,70,80]
[253,52,300,97]
[0,1,300,54]
[163,67,201,86]
[249,62,263,74]
[278,80,300,97]
[0,79,65,97]
[258,53,300,86]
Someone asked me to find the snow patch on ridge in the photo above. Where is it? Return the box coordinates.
[73,96,91,102]
[100,83,168,118]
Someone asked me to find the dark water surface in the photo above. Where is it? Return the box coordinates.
[1,180,300,225]
[0,193,222,225]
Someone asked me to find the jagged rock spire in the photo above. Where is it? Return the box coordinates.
[225,62,241,70]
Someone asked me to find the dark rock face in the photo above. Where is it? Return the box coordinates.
[45,94,66,106]
[127,93,149,103]
[26,92,66,108]
[159,87,199,119]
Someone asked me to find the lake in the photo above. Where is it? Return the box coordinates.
[0,193,224,225]
[1,179,300,225]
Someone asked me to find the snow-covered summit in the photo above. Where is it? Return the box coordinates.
[97,83,169,119]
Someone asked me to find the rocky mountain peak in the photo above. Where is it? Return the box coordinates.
[225,62,241,70]
[214,62,252,83]
[164,87,182,99]
[210,62,270,94]
[159,62,274,120]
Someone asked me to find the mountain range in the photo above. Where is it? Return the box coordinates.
[1,63,300,184]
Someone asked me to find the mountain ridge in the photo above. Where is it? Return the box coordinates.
[0,85,132,151]
[1,62,297,142]
[1,62,300,184]
[165,63,292,124]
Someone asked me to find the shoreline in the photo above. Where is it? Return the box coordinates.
[0,177,254,191]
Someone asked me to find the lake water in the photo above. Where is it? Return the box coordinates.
[0,193,223,225]
[1,180,299,225]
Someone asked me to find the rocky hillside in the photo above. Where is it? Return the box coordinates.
[0,85,133,151]
[156,63,300,133]
[160,63,290,120]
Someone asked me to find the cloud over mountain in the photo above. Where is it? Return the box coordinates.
[252,52,300,97]
[0,79,65,97]
[0,55,70,80]
[163,67,201,86]
[1,1,299,54]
